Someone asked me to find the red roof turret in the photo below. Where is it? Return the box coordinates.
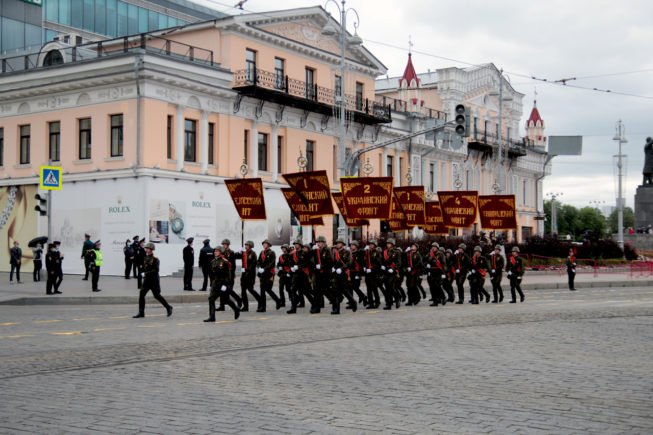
[399,53,420,88]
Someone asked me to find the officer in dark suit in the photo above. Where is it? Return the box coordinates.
[507,246,525,303]
[489,245,505,302]
[256,240,281,312]
[45,244,61,295]
[183,237,195,291]
[81,233,94,280]
[130,236,140,278]
[133,242,173,318]
[238,240,260,312]
[198,239,213,291]
[204,246,240,322]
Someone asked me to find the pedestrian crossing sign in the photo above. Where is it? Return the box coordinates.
[39,166,62,190]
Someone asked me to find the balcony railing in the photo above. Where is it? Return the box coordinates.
[468,129,533,158]
[233,68,391,124]
[374,95,447,121]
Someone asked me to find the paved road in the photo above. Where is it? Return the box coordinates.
[1,286,652,434]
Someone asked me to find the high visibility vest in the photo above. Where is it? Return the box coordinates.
[93,250,103,267]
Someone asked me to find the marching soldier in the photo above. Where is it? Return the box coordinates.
[468,246,490,304]
[566,248,577,291]
[311,236,333,314]
[443,248,456,302]
[256,240,282,312]
[81,233,94,281]
[348,241,368,307]
[134,238,145,289]
[198,239,213,291]
[405,242,423,306]
[330,239,357,314]
[288,241,313,313]
[506,246,525,303]
[132,242,173,318]
[425,242,447,307]
[88,240,103,292]
[238,240,260,312]
[217,239,243,311]
[381,238,402,310]
[182,237,195,291]
[364,240,381,309]
[204,246,240,322]
[277,244,292,307]
[453,243,470,304]
[489,245,505,303]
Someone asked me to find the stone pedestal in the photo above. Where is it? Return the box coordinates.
[635,185,653,229]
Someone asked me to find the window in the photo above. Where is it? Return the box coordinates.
[386,155,393,177]
[49,122,61,162]
[166,115,173,159]
[305,67,315,100]
[208,122,215,165]
[306,140,314,171]
[399,157,404,183]
[507,127,511,143]
[258,133,268,171]
[523,180,527,206]
[484,120,489,139]
[110,114,123,157]
[19,125,31,164]
[274,57,285,90]
[79,118,92,160]
[246,49,257,82]
[243,129,249,163]
[184,119,196,162]
[355,82,364,111]
[277,136,283,173]
[0,128,3,166]
[429,163,435,192]
[473,117,478,138]
[334,75,342,99]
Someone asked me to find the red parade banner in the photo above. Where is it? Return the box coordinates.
[437,190,479,228]
[394,186,426,227]
[281,188,324,226]
[478,195,517,230]
[224,178,267,220]
[423,201,449,235]
[332,192,369,228]
[387,191,409,232]
[282,170,334,217]
[341,177,393,220]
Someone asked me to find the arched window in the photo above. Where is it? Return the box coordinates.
[43,50,64,66]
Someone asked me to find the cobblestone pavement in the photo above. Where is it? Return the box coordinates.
[0,286,652,434]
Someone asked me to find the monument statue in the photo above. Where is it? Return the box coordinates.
[643,137,653,186]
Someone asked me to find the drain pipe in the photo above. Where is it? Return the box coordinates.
[133,52,144,168]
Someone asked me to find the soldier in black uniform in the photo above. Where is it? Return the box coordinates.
[204,246,240,322]
[507,246,525,303]
[468,246,490,304]
[277,244,292,308]
[182,237,195,291]
[381,238,402,310]
[130,236,140,278]
[443,248,456,302]
[133,242,173,318]
[134,238,146,289]
[288,240,312,313]
[81,233,94,281]
[198,239,213,291]
[256,240,282,312]
[363,240,381,309]
[311,235,333,314]
[217,239,242,310]
[238,240,259,312]
[566,248,577,291]
[53,241,64,292]
[425,242,447,306]
[405,242,423,305]
[489,245,505,302]
[330,239,357,314]
[348,241,368,306]
[453,243,470,304]
[45,243,62,295]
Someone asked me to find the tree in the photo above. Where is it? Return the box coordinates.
[607,207,634,234]
[577,206,607,237]
[543,200,608,240]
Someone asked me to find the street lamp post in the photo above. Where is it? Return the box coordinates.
[546,192,563,236]
[613,120,627,250]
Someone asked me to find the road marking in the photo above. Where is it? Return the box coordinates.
[0,322,19,326]
[34,319,62,324]
[50,331,83,336]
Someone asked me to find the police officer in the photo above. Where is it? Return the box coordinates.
[331,238,357,314]
[133,242,173,318]
[198,239,213,291]
[405,242,423,306]
[425,242,447,307]
[507,246,525,303]
[363,240,382,309]
[81,233,94,280]
[312,235,333,314]
[257,240,282,312]
[204,246,240,322]
[348,241,368,307]
[88,240,103,292]
[238,240,260,312]
[381,238,402,310]
[183,237,195,291]
[217,239,243,311]
[566,248,577,291]
[468,246,489,304]
[277,244,292,307]
[489,245,505,303]
[453,243,470,304]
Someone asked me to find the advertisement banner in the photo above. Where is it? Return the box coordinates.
[423,201,449,235]
[437,190,479,228]
[332,192,369,228]
[224,178,267,220]
[281,188,324,226]
[394,186,426,227]
[478,195,518,229]
[282,170,334,217]
[341,177,393,220]
[386,192,409,232]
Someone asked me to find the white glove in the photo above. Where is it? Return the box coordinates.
[239,247,244,252]
[257,268,264,274]
[507,271,512,276]
[364,246,369,251]
[220,285,227,291]
[441,274,446,279]
[366,268,371,273]
[336,268,342,275]
[388,268,394,274]
[491,269,495,273]
[291,265,298,272]
[354,275,359,280]
[405,247,411,252]
[331,267,335,272]
[517,276,522,280]
[456,269,460,274]
[407,267,411,272]
[313,244,319,250]
[426,264,431,269]
[381,265,386,270]
[316,264,321,270]
[572,269,576,273]
[470,269,475,274]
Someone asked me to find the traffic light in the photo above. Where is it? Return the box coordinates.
[454,104,469,137]
[34,194,47,216]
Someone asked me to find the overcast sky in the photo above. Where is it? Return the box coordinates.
[201,0,652,211]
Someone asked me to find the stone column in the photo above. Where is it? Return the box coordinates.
[176,105,184,171]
